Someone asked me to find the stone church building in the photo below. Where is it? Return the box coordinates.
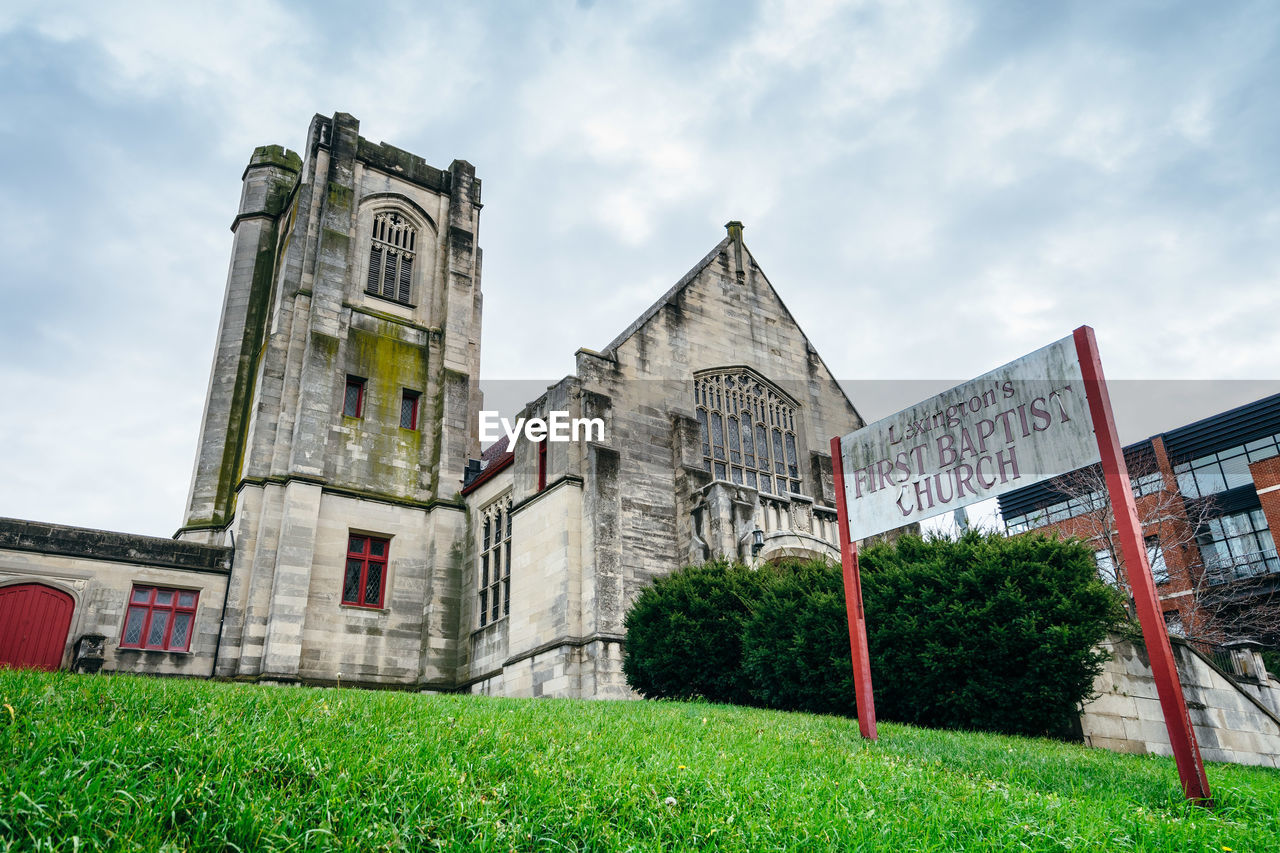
[0,112,863,698]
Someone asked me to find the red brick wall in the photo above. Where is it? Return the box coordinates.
[1250,456,1280,541]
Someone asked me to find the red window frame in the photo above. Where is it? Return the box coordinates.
[537,439,548,491]
[119,585,199,651]
[343,376,366,418]
[400,390,420,430]
[343,534,389,609]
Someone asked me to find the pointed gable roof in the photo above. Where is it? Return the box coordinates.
[592,222,859,418]
[599,235,732,358]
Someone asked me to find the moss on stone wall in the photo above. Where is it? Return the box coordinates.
[338,323,433,499]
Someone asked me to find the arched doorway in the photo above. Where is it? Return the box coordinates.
[0,583,75,671]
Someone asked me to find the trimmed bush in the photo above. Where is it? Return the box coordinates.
[622,559,764,705]
[858,531,1123,738]
[740,560,855,716]
[626,531,1124,738]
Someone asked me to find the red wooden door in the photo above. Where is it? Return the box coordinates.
[0,583,75,671]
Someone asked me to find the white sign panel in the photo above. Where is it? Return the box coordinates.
[839,335,1101,541]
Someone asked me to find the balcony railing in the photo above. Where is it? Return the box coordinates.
[1204,549,1280,586]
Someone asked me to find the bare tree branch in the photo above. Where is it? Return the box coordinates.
[1041,449,1280,646]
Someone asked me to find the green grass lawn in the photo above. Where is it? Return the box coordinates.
[2,671,1278,851]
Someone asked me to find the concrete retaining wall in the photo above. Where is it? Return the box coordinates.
[1082,634,1280,767]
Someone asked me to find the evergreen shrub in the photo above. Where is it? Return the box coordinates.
[625,531,1124,738]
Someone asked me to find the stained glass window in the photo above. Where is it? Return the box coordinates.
[695,369,803,494]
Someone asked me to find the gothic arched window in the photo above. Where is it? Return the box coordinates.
[366,211,416,304]
[695,369,802,495]
[478,494,513,627]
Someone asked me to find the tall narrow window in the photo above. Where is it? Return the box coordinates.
[695,369,803,494]
[1146,537,1169,585]
[479,496,513,627]
[400,390,420,430]
[343,534,389,608]
[537,440,548,491]
[343,376,366,418]
[120,586,199,652]
[366,212,416,305]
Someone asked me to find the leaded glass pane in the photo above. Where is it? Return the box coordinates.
[146,611,169,648]
[483,518,490,550]
[344,383,362,417]
[349,535,365,553]
[400,395,416,429]
[504,579,510,616]
[343,559,362,603]
[364,562,383,606]
[155,590,174,607]
[123,607,146,645]
[481,554,489,587]
[493,544,502,576]
[370,539,386,558]
[178,591,197,608]
[479,591,488,626]
[760,475,773,494]
[170,612,192,650]
[131,588,150,604]
[710,413,725,460]
[695,370,803,494]
[505,542,511,577]
[491,587,500,621]
[506,505,512,539]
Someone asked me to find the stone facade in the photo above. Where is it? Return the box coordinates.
[175,112,482,688]
[456,223,861,696]
[0,518,231,675]
[0,114,862,698]
[1082,634,1280,767]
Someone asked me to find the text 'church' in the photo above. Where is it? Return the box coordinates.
[0,113,865,698]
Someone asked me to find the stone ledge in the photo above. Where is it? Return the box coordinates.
[0,517,232,574]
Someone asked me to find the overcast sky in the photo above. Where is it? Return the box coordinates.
[1,0,1277,538]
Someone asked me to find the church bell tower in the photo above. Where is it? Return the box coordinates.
[177,112,483,688]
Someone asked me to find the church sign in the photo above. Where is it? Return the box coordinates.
[838,334,1096,541]
[830,326,1211,805]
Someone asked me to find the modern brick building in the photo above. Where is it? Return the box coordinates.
[999,393,1280,645]
[0,113,862,696]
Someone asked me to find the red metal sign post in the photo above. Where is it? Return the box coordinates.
[831,435,878,740]
[1073,325,1211,804]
